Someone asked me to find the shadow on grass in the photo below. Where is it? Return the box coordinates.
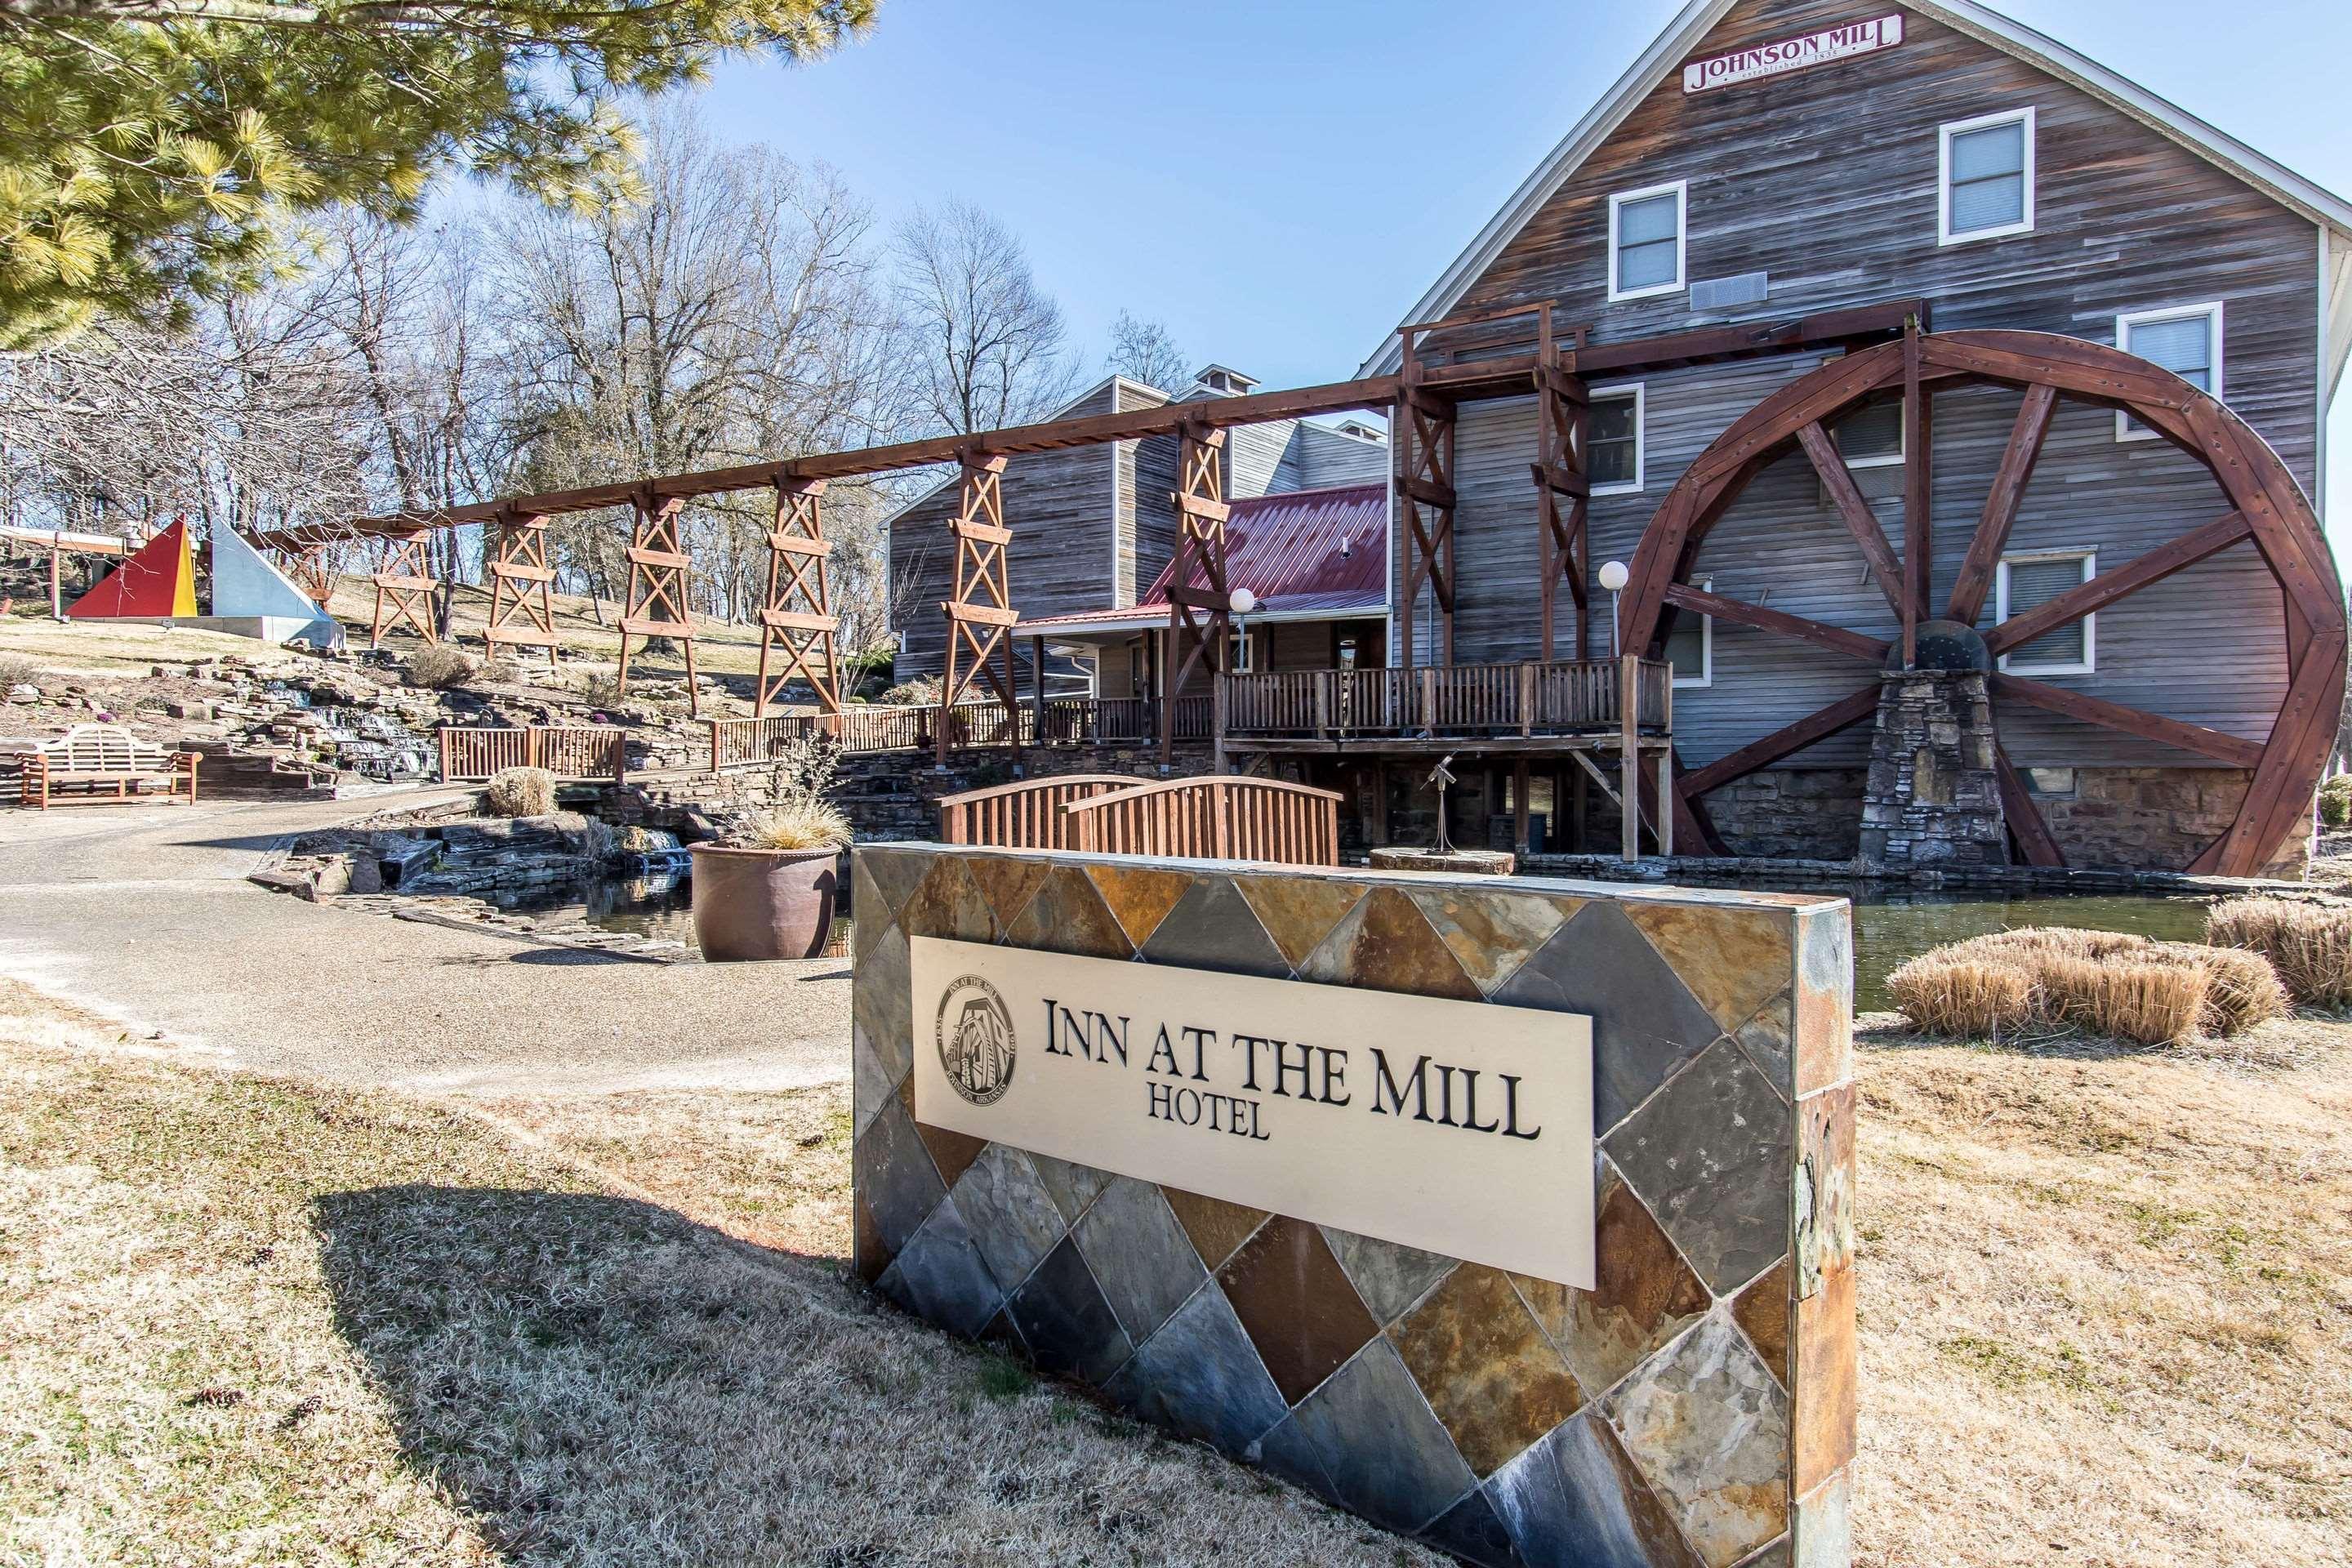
[314,1183,873,1561]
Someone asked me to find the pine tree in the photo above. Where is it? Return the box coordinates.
[0,0,875,346]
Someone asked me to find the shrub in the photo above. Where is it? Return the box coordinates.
[478,657,523,686]
[1887,925,2288,1046]
[483,767,557,818]
[0,653,40,688]
[574,670,623,706]
[2207,895,2352,1005]
[404,645,477,690]
[878,675,942,707]
[2319,774,2352,829]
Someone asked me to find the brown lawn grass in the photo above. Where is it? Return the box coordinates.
[5,971,2347,1566]
[319,577,772,676]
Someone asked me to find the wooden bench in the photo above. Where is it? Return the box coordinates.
[2,726,200,808]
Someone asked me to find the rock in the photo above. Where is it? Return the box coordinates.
[166,701,214,720]
[346,856,385,894]
[4,684,36,703]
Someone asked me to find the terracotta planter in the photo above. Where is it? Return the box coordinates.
[688,843,842,961]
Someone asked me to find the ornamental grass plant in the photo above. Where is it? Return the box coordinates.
[2205,895,2352,1005]
[1887,926,2288,1047]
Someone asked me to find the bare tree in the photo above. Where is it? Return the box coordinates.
[1106,310,1189,392]
[893,200,1078,435]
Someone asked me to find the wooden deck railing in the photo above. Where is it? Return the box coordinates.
[708,695,1213,768]
[1223,657,1672,738]
[439,724,627,782]
[1062,777,1341,866]
[937,775,1138,849]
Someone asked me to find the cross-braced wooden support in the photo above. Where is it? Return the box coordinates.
[1395,345,1458,678]
[1530,310,1592,662]
[937,452,1020,765]
[482,506,560,664]
[615,488,701,715]
[368,534,438,647]
[1161,423,1230,764]
[755,476,841,718]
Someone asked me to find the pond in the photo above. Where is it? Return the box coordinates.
[476,866,699,947]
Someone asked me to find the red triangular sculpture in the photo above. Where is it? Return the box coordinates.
[67,519,198,619]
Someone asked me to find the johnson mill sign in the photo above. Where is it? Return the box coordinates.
[910,936,1597,1288]
[1682,14,1904,94]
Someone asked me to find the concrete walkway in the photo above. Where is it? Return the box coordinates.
[0,791,849,1096]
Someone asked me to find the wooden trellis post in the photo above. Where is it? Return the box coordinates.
[1162,422,1231,764]
[937,451,1020,765]
[755,475,842,719]
[1530,309,1592,661]
[482,506,560,665]
[368,534,438,647]
[1395,334,1459,682]
[615,488,702,716]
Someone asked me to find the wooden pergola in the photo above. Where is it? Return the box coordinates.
[0,525,131,618]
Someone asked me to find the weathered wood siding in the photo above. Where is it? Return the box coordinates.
[1113,380,1178,606]
[1407,0,2323,773]
[889,382,1122,681]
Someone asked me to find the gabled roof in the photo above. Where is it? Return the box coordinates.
[1016,481,1388,636]
[880,373,1170,532]
[1361,0,2352,377]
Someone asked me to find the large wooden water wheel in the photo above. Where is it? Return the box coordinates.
[1621,328,2345,876]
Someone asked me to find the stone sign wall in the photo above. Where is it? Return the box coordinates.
[851,844,1856,1568]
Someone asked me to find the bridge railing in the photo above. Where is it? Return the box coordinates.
[439,724,627,782]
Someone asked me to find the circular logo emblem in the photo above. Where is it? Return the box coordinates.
[935,975,1016,1106]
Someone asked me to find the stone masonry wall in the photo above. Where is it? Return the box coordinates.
[1859,671,2007,868]
[2040,767,2312,879]
[1699,769,1869,861]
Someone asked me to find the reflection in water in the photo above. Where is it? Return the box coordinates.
[481,866,699,947]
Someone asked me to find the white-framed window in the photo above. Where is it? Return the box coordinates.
[1588,384,1645,494]
[1996,550,2096,675]
[1939,107,2036,244]
[2116,301,2224,441]
[1664,577,1713,688]
[1834,396,1905,469]
[1226,626,1254,673]
[1608,180,1687,301]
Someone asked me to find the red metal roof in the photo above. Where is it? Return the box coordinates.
[1018,481,1387,636]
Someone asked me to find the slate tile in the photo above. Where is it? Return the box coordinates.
[1322,1227,1459,1326]
[1792,905,1852,1097]
[1793,1470,1851,1568]
[1233,874,1366,969]
[895,854,996,943]
[1030,1152,1111,1227]
[1104,1281,1287,1457]
[1161,1186,1268,1271]
[1251,1410,1338,1503]
[952,1143,1066,1292]
[1086,863,1196,948]
[1298,885,1481,1000]
[1290,1338,1478,1535]
[1494,902,1725,1134]
[852,1192,889,1286]
[1732,1258,1793,1391]
[854,1093,946,1254]
[851,1022,894,1139]
[1603,1036,1793,1296]
[1407,885,1578,994]
[1489,1408,1703,1568]
[1624,902,1793,1037]
[1732,989,1795,1105]
[1601,1315,1790,1568]
[1004,865,1133,959]
[1004,1236,1133,1386]
[1793,1261,1855,1499]
[849,920,911,1090]
[1794,1085,1856,1299]
[964,853,1050,936]
[1139,876,1290,978]
[1513,1167,1711,1404]
[898,1074,989,1189]
[857,844,932,923]
[1734,1536,1792,1568]
[1217,1214,1380,1404]
[1423,1486,1525,1568]
[1072,1176,1205,1343]
[1391,1263,1584,1477]
[850,853,893,962]
[882,1193,1003,1338]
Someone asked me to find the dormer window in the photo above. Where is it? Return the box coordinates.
[1192,365,1259,397]
[1607,180,1688,302]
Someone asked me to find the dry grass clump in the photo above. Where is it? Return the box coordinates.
[1887,926,2289,1047]
[2206,894,2352,1005]
[0,652,41,688]
[403,644,476,689]
[483,765,556,818]
[722,798,851,851]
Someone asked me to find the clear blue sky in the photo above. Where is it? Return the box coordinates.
[690,0,2352,538]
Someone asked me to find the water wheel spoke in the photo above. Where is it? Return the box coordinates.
[1664,581,1889,663]
[1795,421,1908,619]
[1984,510,2253,657]
[1948,384,2059,624]
[1991,742,2066,867]
[1680,686,1881,799]
[1989,673,2264,767]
